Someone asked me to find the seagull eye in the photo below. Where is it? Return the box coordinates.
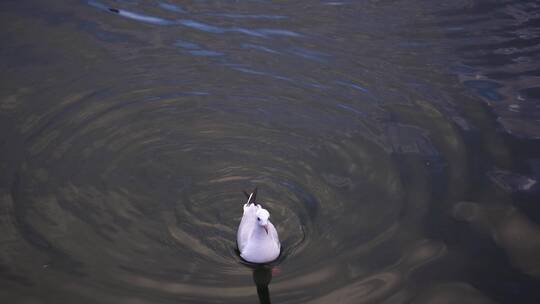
[257,217,260,221]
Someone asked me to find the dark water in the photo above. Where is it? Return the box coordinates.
[1,0,540,303]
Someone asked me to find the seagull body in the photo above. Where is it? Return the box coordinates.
[237,189,280,264]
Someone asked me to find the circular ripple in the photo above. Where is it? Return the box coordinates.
[9,81,414,301]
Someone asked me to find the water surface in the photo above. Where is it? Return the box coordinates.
[1,0,540,303]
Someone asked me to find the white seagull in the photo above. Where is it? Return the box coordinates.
[237,188,280,263]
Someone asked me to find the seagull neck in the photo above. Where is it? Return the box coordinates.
[252,225,268,239]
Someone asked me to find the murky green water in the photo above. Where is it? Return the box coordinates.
[1,1,539,303]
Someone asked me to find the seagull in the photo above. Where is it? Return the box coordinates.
[237,188,281,264]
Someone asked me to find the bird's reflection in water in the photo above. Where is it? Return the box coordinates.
[251,265,273,304]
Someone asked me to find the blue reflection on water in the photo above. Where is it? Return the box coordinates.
[174,40,201,50]
[463,80,504,101]
[158,2,185,13]
[337,104,368,117]
[178,19,298,37]
[174,40,223,57]
[228,64,293,82]
[336,80,371,94]
[257,29,301,37]
[118,10,173,25]
[177,19,226,33]
[242,43,282,54]
[87,0,109,11]
[205,13,287,20]
[288,47,329,62]
[89,1,301,37]
[188,50,223,57]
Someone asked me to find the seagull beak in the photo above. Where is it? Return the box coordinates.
[263,225,268,234]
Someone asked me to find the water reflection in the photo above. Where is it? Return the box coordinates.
[453,201,540,278]
[1,0,539,303]
[158,2,185,13]
[251,265,273,304]
[93,2,301,38]
[437,0,540,138]
[412,283,496,304]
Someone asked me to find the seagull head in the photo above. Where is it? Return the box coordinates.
[256,208,270,234]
